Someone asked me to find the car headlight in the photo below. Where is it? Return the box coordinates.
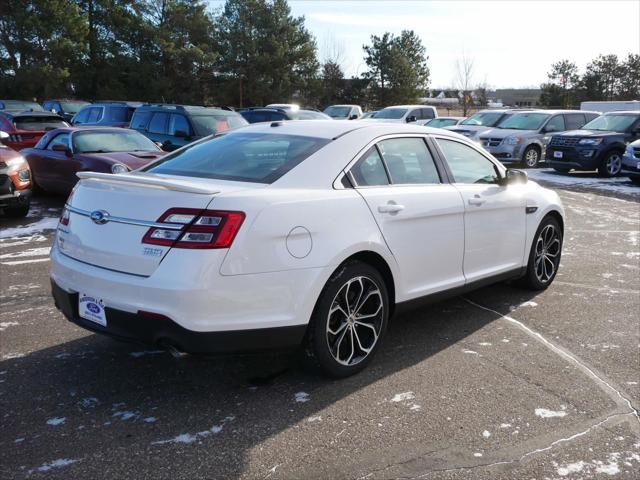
[577,138,603,146]
[111,163,128,174]
[504,136,521,145]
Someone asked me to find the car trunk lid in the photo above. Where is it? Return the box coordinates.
[58,172,259,276]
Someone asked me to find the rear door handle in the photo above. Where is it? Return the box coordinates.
[468,197,485,206]
[378,203,405,214]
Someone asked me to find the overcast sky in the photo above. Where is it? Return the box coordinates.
[209,0,640,89]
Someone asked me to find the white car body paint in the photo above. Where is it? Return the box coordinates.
[50,121,564,346]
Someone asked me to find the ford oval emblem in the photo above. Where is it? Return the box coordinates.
[90,210,109,225]
[87,302,100,314]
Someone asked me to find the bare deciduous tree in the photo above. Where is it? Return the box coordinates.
[455,52,474,115]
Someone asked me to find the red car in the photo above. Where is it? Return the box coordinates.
[0,131,32,217]
[0,111,69,150]
[21,127,166,195]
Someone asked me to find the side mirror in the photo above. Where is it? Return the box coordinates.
[174,130,188,138]
[52,143,72,156]
[544,125,558,133]
[406,115,417,123]
[154,141,164,149]
[501,169,528,186]
[349,114,358,120]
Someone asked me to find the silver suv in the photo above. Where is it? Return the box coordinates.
[478,110,600,167]
[444,109,532,141]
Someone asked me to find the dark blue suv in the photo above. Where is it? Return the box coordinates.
[129,104,248,151]
[546,111,640,177]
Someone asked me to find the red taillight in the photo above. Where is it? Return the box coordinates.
[60,207,70,226]
[142,208,245,249]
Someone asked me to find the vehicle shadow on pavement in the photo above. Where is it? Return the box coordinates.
[0,283,540,479]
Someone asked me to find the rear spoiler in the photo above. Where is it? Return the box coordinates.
[76,172,221,195]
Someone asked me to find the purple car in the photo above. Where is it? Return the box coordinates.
[21,127,166,195]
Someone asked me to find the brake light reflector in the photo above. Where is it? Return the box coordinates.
[142,208,245,249]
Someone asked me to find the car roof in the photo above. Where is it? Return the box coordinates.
[326,104,360,107]
[0,111,65,119]
[381,105,434,109]
[136,104,236,114]
[430,116,465,120]
[602,110,640,115]
[44,99,90,103]
[230,119,462,140]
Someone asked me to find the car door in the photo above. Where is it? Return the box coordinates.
[434,137,527,282]
[347,136,465,300]
[167,113,193,149]
[38,132,77,193]
[146,112,171,149]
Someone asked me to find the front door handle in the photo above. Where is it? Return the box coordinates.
[468,196,485,206]
[378,203,405,214]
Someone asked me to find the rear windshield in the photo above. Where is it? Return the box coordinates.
[582,114,639,133]
[497,113,549,130]
[461,111,503,126]
[291,110,331,120]
[190,114,248,136]
[375,108,407,119]
[13,116,68,131]
[60,102,89,114]
[324,106,351,118]
[143,132,330,183]
[105,106,134,123]
[73,130,160,153]
[426,118,459,128]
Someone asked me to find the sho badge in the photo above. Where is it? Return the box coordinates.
[142,247,164,257]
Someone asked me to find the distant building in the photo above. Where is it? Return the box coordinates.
[488,89,541,107]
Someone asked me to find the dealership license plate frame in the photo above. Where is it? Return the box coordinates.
[553,151,563,159]
[78,293,107,326]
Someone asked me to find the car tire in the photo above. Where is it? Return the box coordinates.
[517,215,563,291]
[598,151,622,177]
[553,168,571,174]
[303,260,389,378]
[4,203,30,218]
[522,146,540,168]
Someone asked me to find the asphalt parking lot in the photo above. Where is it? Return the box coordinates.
[1,170,639,480]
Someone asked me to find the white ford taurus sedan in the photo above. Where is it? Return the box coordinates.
[51,120,564,377]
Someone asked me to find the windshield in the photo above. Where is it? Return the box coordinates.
[60,102,89,114]
[13,116,68,131]
[143,132,330,183]
[426,118,459,128]
[190,114,248,136]
[497,112,549,130]
[1,100,44,112]
[375,108,408,119]
[73,130,160,153]
[323,106,351,118]
[291,111,331,120]
[461,111,504,126]
[582,114,638,133]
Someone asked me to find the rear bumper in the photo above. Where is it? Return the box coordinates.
[51,280,307,353]
[50,240,330,343]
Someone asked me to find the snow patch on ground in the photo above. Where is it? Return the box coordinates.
[535,407,567,418]
[32,458,79,473]
[528,169,640,198]
[0,246,50,259]
[0,218,59,239]
[294,392,310,403]
[391,392,415,402]
[151,416,235,445]
[129,350,165,358]
[0,321,19,331]
[482,430,491,438]
[46,417,66,426]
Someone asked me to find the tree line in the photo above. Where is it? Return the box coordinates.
[2,1,637,110]
[0,0,429,109]
[539,54,639,108]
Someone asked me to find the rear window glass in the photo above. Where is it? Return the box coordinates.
[143,132,330,183]
[13,116,68,131]
[190,113,248,136]
[105,106,133,123]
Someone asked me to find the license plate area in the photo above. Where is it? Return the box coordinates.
[79,293,107,326]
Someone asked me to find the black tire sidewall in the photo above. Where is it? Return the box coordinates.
[305,261,389,378]
[599,151,622,177]
[524,216,563,290]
